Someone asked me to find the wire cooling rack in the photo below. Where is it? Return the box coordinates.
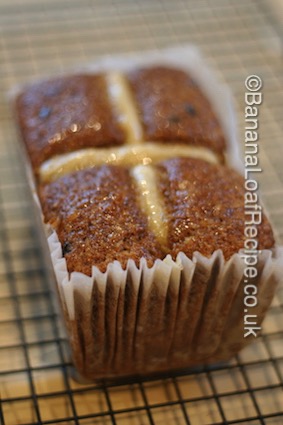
[0,0,283,424]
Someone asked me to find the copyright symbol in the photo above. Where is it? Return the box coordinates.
[245,75,262,92]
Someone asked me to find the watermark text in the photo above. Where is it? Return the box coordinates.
[242,75,263,338]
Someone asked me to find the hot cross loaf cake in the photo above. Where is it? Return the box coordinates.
[15,65,278,380]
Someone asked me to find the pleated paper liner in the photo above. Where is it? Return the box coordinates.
[49,231,283,381]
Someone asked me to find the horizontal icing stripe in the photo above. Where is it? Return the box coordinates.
[106,72,143,144]
[130,164,168,248]
[40,143,219,183]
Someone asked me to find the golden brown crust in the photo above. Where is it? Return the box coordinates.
[15,74,125,171]
[127,66,226,160]
[39,165,164,275]
[157,157,275,259]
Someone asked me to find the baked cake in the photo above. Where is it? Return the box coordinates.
[14,64,279,380]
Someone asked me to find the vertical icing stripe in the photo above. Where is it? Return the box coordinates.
[131,164,168,249]
[106,72,143,144]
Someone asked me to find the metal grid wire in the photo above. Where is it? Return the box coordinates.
[0,0,283,424]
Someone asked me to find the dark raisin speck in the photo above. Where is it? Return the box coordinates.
[39,106,52,119]
[169,115,181,124]
[184,104,196,116]
[62,242,72,255]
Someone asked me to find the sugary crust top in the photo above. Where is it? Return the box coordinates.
[16,67,274,275]
[157,157,275,259]
[127,66,226,159]
[39,165,164,275]
[15,74,125,170]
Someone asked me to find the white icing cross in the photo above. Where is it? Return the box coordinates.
[39,71,221,246]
